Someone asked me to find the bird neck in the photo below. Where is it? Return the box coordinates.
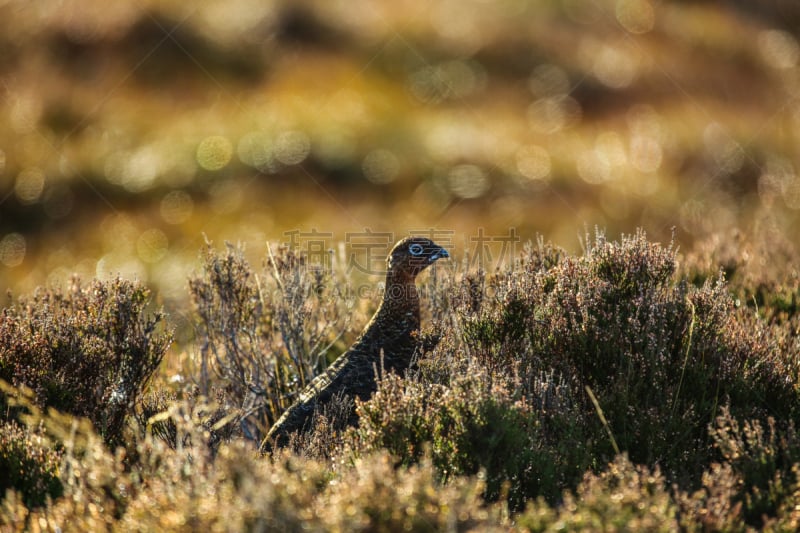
[380,269,420,321]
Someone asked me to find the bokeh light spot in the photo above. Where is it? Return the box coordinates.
[197,135,234,171]
[155,254,194,301]
[137,228,169,263]
[429,2,485,54]
[409,67,442,104]
[237,131,276,172]
[679,199,706,235]
[616,0,655,34]
[596,131,628,168]
[126,148,161,191]
[593,44,639,88]
[627,105,662,137]
[14,167,46,204]
[10,96,42,134]
[630,135,662,173]
[425,121,484,161]
[160,190,194,225]
[577,132,632,184]
[759,29,800,70]
[409,60,487,103]
[96,253,146,281]
[105,147,162,192]
[0,233,26,267]
[577,150,612,184]
[528,96,582,133]
[275,130,311,165]
[447,164,490,199]
[515,145,551,182]
[362,149,400,184]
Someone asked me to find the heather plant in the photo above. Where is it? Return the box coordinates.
[0,379,131,531]
[352,229,799,510]
[676,408,800,530]
[134,385,239,453]
[188,242,353,443]
[0,380,63,511]
[3,229,800,530]
[0,277,171,448]
[121,397,321,533]
[1,378,509,532]
[684,226,800,322]
[464,230,796,481]
[0,420,62,509]
[126,403,505,532]
[518,455,678,532]
[278,391,355,459]
[317,451,506,532]
[354,369,589,509]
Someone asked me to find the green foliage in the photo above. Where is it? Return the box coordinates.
[0,277,171,448]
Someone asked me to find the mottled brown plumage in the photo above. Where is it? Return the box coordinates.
[260,237,449,451]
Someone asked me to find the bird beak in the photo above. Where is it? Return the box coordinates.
[428,247,449,262]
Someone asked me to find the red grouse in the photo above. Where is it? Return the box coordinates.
[261,236,449,451]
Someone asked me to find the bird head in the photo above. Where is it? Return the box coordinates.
[387,236,450,280]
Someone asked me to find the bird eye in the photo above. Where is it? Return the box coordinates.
[409,243,424,256]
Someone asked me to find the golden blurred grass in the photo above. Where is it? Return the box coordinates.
[1,0,800,311]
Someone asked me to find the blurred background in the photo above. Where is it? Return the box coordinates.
[2,0,800,310]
